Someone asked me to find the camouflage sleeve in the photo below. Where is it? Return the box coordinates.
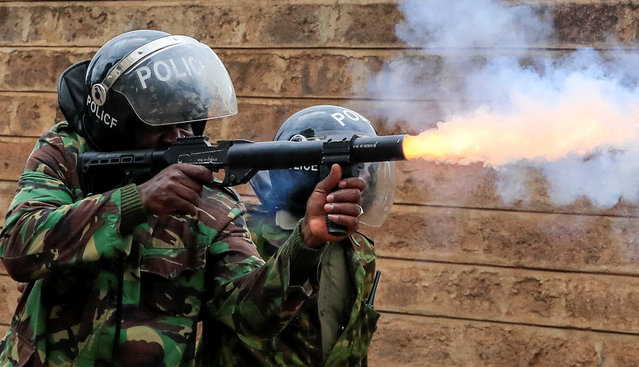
[0,130,135,282]
[244,207,291,259]
[206,202,324,339]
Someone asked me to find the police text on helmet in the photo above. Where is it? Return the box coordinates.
[86,95,118,128]
[330,109,371,126]
[292,165,319,172]
[135,57,205,89]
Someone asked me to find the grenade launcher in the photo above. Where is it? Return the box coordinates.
[78,134,407,235]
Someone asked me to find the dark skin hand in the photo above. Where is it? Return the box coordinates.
[134,122,211,215]
[301,164,366,247]
[137,163,212,217]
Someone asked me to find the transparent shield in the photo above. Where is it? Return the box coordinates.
[359,161,396,227]
[114,41,237,125]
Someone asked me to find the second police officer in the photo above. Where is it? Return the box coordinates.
[200,105,397,366]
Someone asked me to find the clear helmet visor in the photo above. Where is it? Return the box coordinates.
[358,161,396,227]
[113,40,237,125]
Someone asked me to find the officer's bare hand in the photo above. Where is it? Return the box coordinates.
[301,164,367,248]
[137,163,213,216]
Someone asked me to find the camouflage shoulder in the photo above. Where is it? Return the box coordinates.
[40,121,90,152]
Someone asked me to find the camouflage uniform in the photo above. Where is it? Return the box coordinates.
[0,121,323,366]
[200,204,380,366]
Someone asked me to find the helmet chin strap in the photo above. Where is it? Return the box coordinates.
[91,35,198,107]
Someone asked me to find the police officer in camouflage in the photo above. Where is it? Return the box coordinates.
[0,31,367,366]
[199,105,397,366]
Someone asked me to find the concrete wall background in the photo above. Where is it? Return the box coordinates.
[2,1,639,366]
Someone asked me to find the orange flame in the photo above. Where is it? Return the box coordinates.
[400,95,639,167]
[402,131,481,163]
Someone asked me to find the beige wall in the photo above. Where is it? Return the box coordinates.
[2,1,639,365]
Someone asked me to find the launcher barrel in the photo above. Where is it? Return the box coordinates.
[225,134,406,169]
[78,134,407,193]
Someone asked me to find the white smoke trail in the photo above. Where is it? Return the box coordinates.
[367,0,639,208]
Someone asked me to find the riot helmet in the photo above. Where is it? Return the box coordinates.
[250,105,397,227]
[82,30,237,151]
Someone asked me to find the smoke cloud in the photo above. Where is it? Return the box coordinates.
[367,0,639,208]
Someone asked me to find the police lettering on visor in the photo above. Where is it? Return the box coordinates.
[135,56,205,89]
[109,43,237,126]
